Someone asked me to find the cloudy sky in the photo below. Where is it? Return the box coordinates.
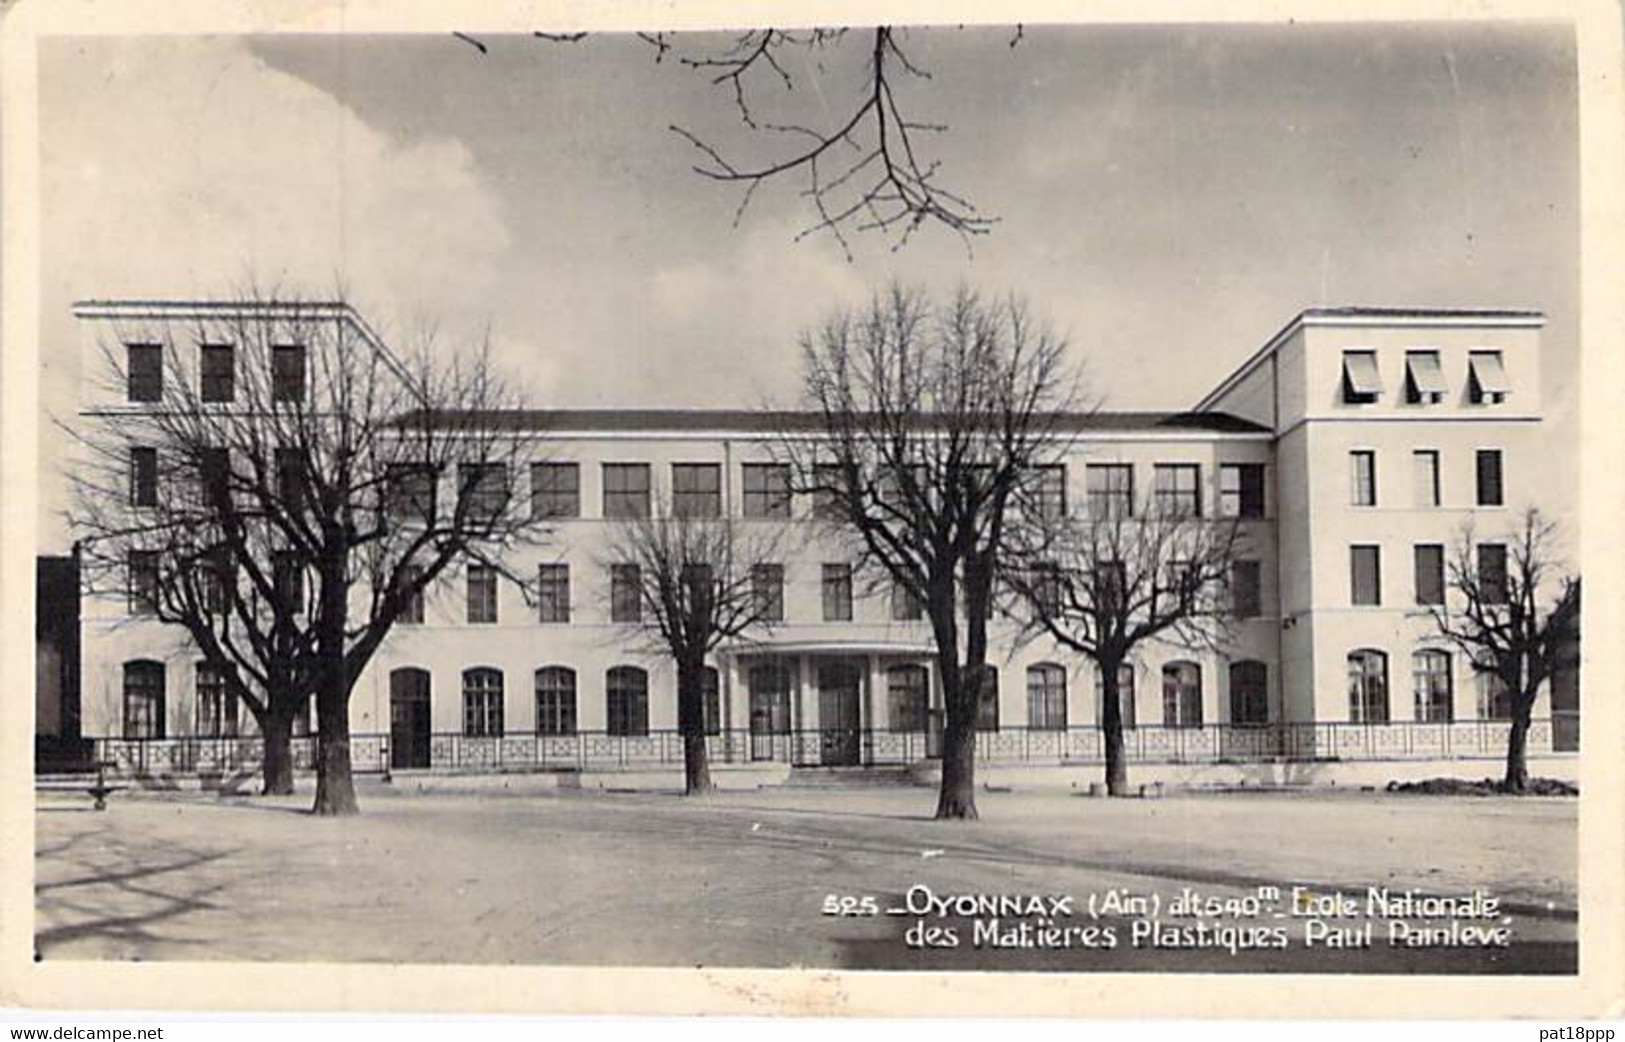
[37,23,1578,549]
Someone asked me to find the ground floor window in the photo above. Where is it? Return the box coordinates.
[607,665,649,736]
[887,664,928,732]
[195,661,239,737]
[463,667,505,737]
[1476,661,1514,720]
[1348,649,1390,723]
[1412,649,1453,723]
[1096,663,1136,729]
[535,666,577,735]
[1162,662,1203,727]
[702,666,721,735]
[122,660,166,739]
[974,665,1000,731]
[1228,660,1268,726]
[1027,663,1067,730]
[749,663,792,734]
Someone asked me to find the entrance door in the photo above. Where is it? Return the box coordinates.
[390,668,431,769]
[817,661,862,766]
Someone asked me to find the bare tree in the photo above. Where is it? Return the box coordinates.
[1429,508,1579,792]
[67,291,545,814]
[602,507,783,794]
[1004,492,1243,796]
[778,284,1083,819]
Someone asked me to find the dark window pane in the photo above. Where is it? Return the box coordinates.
[1414,544,1445,605]
[1476,450,1504,507]
[127,344,163,403]
[272,345,307,403]
[200,344,235,403]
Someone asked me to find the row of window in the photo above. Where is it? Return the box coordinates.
[1348,541,1507,607]
[1346,648,1512,723]
[125,342,308,405]
[120,660,315,739]
[1348,448,1503,509]
[1340,349,1511,406]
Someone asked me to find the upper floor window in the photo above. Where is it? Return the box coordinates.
[1230,559,1262,619]
[1152,464,1200,518]
[1404,350,1447,405]
[130,447,159,507]
[272,344,307,404]
[126,343,163,403]
[1413,544,1445,606]
[1468,350,1510,405]
[460,463,509,523]
[1029,465,1067,520]
[1350,450,1377,507]
[752,563,785,623]
[128,550,160,615]
[531,462,580,520]
[610,563,642,623]
[742,464,791,519]
[397,564,425,624]
[1350,545,1382,606]
[1161,662,1203,728]
[812,463,846,521]
[1219,463,1265,519]
[1475,449,1504,507]
[198,447,231,510]
[821,563,853,622]
[672,463,722,518]
[1412,649,1453,723]
[891,579,925,622]
[1341,350,1382,404]
[1086,464,1134,519]
[537,563,570,623]
[1413,450,1441,508]
[467,564,498,624]
[200,343,235,403]
[1477,543,1508,604]
[273,550,303,613]
[462,667,505,737]
[1347,649,1389,723]
[386,464,437,525]
[276,448,307,515]
[603,463,651,520]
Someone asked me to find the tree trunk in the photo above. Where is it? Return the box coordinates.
[1100,657,1129,796]
[311,548,359,816]
[261,711,295,796]
[676,660,715,796]
[1503,709,1531,794]
[934,714,979,820]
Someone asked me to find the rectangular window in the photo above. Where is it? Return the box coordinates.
[1350,545,1382,606]
[197,447,231,509]
[1414,544,1445,606]
[128,550,160,614]
[467,564,498,624]
[1476,449,1504,507]
[1219,463,1265,519]
[1413,450,1441,508]
[537,563,570,623]
[812,463,845,521]
[890,579,924,621]
[1030,465,1067,519]
[273,551,303,612]
[1478,543,1508,604]
[742,464,791,519]
[1230,560,1262,619]
[671,463,722,518]
[821,563,853,622]
[530,462,580,520]
[1153,464,1200,517]
[195,662,238,738]
[602,463,651,519]
[272,344,307,403]
[199,553,231,614]
[130,447,158,507]
[460,463,509,523]
[200,343,235,403]
[126,343,163,403]
[1032,562,1064,617]
[1404,350,1447,405]
[752,563,785,623]
[398,564,425,625]
[276,448,306,514]
[1468,350,1510,405]
[386,464,436,524]
[1341,350,1382,404]
[1086,464,1134,519]
[1350,450,1377,507]
[610,563,642,623]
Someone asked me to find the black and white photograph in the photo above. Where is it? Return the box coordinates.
[3,0,1621,1021]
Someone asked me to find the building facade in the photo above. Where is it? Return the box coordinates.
[70,301,1575,782]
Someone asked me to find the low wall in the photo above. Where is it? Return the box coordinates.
[910,756,1579,791]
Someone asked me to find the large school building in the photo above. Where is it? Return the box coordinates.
[69,300,1578,785]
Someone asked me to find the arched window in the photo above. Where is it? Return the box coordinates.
[974,665,1001,732]
[702,666,721,735]
[1475,658,1513,720]
[748,663,791,735]
[535,666,577,736]
[195,661,239,738]
[462,667,505,737]
[123,660,166,739]
[887,664,929,733]
[1412,650,1453,723]
[1347,649,1389,723]
[1162,661,1203,728]
[1228,660,1269,726]
[1096,663,1137,729]
[607,666,649,736]
[1027,664,1067,730]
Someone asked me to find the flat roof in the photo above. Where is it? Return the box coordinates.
[391,408,1272,435]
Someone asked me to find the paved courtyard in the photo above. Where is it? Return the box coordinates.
[34,780,1577,972]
